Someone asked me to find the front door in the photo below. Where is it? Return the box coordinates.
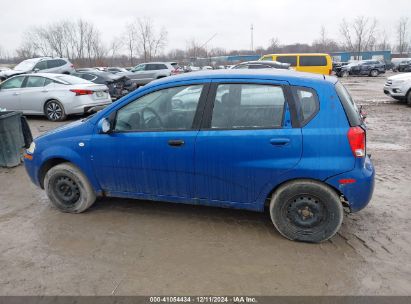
[0,76,25,111]
[91,83,209,199]
[19,76,51,114]
[194,81,303,206]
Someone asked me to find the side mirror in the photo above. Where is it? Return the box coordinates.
[98,117,113,134]
[33,68,40,73]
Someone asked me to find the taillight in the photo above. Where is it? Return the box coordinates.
[347,126,365,158]
[70,89,93,96]
[329,69,332,75]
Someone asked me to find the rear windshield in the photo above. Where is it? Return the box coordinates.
[55,75,92,85]
[335,82,362,126]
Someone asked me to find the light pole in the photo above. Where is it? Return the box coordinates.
[250,24,254,52]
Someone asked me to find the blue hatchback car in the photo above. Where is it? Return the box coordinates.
[24,70,375,242]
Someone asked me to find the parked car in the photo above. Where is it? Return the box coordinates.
[383,73,411,105]
[23,69,374,243]
[337,60,386,77]
[202,66,213,70]
[232,60,290,70]
[397,60,411,72]
[260,53,332,75]
[332,61,349,74]
[0,73,111,121]
[391,58,411,72]
[128,62,181,86]
[72,70,135,100]
[0,57,75,81]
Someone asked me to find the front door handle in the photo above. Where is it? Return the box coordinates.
[168,139,185,147]
[270,138,290,146]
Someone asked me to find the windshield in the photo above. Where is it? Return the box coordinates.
[55,75,92,85]
[14,59,37,71]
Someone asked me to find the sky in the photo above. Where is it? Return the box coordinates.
[0,0,410,55]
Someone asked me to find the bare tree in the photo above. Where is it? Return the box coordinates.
[186,39,207,58]
[376,30,391,51]
[397,17,409,55]
[340,16,378,59]
[267,37,281,53]
[312,26,340,52]
[130,18,168,61]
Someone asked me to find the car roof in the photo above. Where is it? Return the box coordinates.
[262,53,330,57]
[149,69,337,86]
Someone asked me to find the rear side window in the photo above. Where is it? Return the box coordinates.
[291,86,319,125]
[211,84,285,129]
[25,76,46,88]
[335,82,362,126]
[276,56,297,66]
[299,56,327,66]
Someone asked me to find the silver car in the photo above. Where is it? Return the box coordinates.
[0,73,111,121]
[0,57,75,81]
[126,62,181,86]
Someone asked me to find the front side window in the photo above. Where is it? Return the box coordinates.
[276,56,297,67]
[25,76,46,88]
[211,84,285,129]
[299,56,327,67]
[132,64,145,72]
[1,76,25,89]
[115,85,204,132]
[292,87,319,125]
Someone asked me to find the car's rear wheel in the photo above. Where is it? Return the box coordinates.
[45,100,67,121]
[269,180,343,243]
[44,163,96,213]
[369,69,379,77]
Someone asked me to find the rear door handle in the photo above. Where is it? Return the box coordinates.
[270,138,290,146]
[168,139,185,147]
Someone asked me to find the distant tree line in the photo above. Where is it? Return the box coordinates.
[0,15,410,67]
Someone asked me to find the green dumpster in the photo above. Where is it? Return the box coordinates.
[0,111,25,167]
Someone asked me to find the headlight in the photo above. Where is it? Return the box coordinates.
[26,142,36,154]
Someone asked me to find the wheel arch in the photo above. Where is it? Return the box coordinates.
[263,178,344,211]
[38,157,70,189]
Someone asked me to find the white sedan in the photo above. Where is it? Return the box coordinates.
[0,73,112,121]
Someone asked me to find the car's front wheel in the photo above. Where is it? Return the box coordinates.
[406,91,411,106]
[269,180,343,243]
[45,100,67,121]
[369,69,379,77]
[44,163,96,213]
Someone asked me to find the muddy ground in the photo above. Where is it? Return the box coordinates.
[0,72,410,295]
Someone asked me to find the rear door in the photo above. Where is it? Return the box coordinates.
[194,80,302,207]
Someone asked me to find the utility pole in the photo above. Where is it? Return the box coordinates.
[250,24,254,52]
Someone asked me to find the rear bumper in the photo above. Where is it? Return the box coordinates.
[325,155,375,212]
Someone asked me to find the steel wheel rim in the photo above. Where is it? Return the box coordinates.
[46,102,62,120]
[52,175,80,206]
[286,195,325,228]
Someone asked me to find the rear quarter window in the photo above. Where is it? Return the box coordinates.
[335,82,362,126]
[299,56,327,66]
[291,86,319,125]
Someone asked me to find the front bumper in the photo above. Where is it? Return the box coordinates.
[383,84,407,97]
[325,155,375,212]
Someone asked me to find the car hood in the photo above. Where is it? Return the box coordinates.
[0,69,27,77]
[388,73,411,81]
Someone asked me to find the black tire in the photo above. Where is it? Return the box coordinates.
[269,180,343,243]
[369,69,379,77]
[407,91,411,107]
[44,163,96,213]
[342,70,349,77]
[45,100,67,121]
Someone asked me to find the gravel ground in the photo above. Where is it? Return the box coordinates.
[0,72,410,295]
